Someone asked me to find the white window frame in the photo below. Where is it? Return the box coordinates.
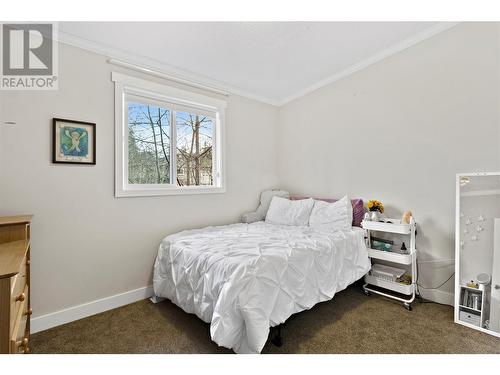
[113,72,226,197]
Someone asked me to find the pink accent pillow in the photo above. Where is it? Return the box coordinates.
[290,195,364,227]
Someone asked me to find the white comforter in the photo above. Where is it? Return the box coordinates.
[153,222,370,353]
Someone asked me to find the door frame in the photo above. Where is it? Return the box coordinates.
[491,219,500,333]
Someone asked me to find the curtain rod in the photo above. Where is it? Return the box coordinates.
[107,58,229,97]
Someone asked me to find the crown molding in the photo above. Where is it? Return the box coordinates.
[276,22,460,106]
[57,30,281,106]
[58,23,459,108]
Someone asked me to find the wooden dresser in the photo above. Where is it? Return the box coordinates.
[0,215,32,354]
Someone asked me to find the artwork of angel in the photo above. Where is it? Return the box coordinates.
[53,118,96,165]
[60,126,88,157]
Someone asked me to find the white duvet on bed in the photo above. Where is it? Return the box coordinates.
[153,222,370,353]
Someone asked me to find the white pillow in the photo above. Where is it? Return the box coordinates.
[265,196,315,226]
[309,196,353,232]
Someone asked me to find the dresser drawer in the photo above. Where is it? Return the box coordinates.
[11,253,27,296]
[10,285,29,354]
[10,254,27,332]
[0,216,32,354]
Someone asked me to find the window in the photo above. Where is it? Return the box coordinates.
[113,73,225,197]
[126,101,215,187]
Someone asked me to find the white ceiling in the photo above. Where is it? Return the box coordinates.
[59,22,447,105]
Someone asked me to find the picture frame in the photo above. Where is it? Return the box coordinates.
[52,118,96,165]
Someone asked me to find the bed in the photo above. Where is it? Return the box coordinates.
[152,196,370,353]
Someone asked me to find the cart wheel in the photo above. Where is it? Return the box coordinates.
[404,303,412,311]
[363,289,371,296]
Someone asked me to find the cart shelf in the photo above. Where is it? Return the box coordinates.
[364,275,413,295]
[361,220,413,234]
[367,248,413,265]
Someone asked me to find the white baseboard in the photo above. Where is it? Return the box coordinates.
[31,285,154,334]
[418,288,454,306]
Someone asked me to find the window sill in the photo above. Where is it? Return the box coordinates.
[115,186,226,198]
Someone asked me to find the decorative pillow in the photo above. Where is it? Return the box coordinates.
[241,189,290,223]
[290,195,364,227]
[309,196,353,232]
[265,196,315,226]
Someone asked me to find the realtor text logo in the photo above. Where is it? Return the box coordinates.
[1,23,58,90]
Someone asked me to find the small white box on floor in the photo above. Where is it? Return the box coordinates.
[459,311,481,327]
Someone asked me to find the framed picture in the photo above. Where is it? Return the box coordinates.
[52,118,96,164]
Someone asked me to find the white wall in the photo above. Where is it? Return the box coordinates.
[276,23,500,303]
[0,43,279,316]
[0,93,4,180]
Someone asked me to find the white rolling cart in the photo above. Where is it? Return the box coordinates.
[362,217,417,310]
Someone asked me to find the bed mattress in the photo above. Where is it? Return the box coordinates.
[153,222,370,353]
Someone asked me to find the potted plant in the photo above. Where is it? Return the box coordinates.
[367,200,384,221]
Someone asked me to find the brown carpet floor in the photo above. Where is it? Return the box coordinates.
[30,285,500,354]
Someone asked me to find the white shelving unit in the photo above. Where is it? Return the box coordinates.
[362,217,417,310]
[458,285,490,329]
